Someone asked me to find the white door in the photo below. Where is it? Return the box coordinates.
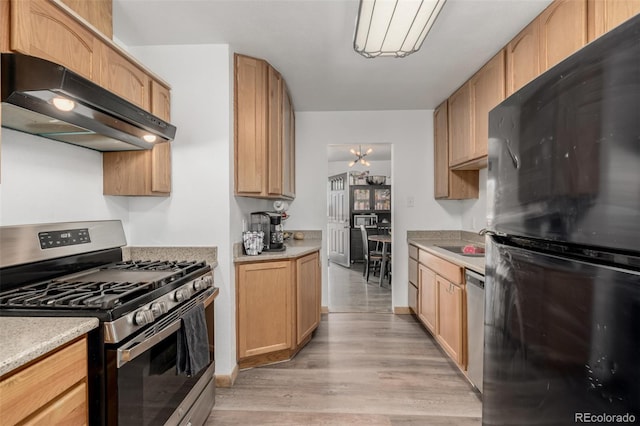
[328,174,350,267]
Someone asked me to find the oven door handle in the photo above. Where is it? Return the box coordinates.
[116,290,216,368]
[117,319,182,368]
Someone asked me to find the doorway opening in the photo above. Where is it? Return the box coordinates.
[326,143,392,313]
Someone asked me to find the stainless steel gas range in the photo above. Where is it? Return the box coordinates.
[0,220,219,426]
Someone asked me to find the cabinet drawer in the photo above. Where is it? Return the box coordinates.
[418,250,463,285]
[0,337,87,425]
[409,244,418,260]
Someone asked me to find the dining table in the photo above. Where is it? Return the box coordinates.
[367,234,391,286]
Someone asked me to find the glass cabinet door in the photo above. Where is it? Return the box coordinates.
[353,189,370,211]
[374,189,390,211]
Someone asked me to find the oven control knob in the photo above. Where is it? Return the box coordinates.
[134,309,155,326]
[193,276,212,292]
[202,275,214,288]
[151,302,168,318]
[174,287,192,303]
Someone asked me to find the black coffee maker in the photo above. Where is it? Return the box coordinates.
[250,212,285,252]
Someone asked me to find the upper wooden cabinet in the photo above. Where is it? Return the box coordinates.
[235,53,296,200]
[588,0,640,40]
[447,50,504,171]
[9,0,100,80]
[467,49,505,169]
[507,0,588,95]
[447,82,472,168]
[506,19,540,96]
[433,100,478,199]
[539,0,588,72]
[60,0,113,38]
[2,0,174,196]
[98,44,151,110]
[103,82,172,196]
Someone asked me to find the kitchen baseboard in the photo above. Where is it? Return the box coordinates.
[215,363,239,388]
[321,306,329,313]
[394,306,412,315]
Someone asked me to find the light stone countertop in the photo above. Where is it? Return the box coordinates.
[407,230,486,275]
[0,317,99,376]
[234,231,322,263]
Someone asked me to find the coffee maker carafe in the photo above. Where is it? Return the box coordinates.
[250,212,285,252]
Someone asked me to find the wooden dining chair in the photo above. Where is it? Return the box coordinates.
[359,225,383,283]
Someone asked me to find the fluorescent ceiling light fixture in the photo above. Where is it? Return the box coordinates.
[354,0,447,58]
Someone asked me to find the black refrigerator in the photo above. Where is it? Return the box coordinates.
[483,14,640,426]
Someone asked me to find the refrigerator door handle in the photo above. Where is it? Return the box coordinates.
[502,137,520,169]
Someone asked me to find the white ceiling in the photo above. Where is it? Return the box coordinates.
[113,0,553,112]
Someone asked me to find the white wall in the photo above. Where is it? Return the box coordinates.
[460,168,488,232]
[0,129,129,227]
[286,110,463,310]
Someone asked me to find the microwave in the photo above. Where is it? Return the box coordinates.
[354,214,378,227]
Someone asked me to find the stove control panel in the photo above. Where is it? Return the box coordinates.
[38,228,91,249]
[105,271,215,343]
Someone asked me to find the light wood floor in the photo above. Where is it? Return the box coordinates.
[328,261,392,313]
[208,313,482,425]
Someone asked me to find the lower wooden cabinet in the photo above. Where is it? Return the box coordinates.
[413,245,467,370]
[436,277,464,365]
[418,264,437,335]
[296,252,321,345]
[236,260,293,360]
[236,250,321,368]
[0,337,88,425]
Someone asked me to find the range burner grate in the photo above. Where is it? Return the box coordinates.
[0,280,154,310]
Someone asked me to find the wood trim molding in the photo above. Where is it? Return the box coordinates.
[394,306,412,315]
[321,306,329,314]
[215,363,239,388]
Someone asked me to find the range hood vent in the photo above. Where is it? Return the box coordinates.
[1,53,176,151]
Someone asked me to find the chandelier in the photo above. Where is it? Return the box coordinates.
[349,145,373,167]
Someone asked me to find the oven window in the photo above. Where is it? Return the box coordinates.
[115,330,210,426]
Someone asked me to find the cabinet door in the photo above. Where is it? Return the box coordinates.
[470,49,505,163]
[418,264,437,334]
[539,0,588,72]
[267,66,283,196]
[282,86,295,199]
[99,44,150,110]
[588,0,640,41]
[0,337,88,425]
[408,283,418,315]
[437,277,464,365]
[352,187,371,211]
[60,0,113,38]
[296,252,321,345]
[434,100,479,199]
[235,54,267,196]
[448,82,472,167]
[22,381,88,426]
[506,20,540,96]
[150,82,172,193]
[237,261,293,358]
[10,0,98,80]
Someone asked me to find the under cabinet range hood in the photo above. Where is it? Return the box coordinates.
[1,53,176,151]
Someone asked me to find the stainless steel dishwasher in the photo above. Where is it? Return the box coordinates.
[465,269,485,393]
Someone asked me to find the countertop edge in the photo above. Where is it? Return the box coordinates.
[0,317,99,377]
[234,242,322,263]
[408,238,485,275]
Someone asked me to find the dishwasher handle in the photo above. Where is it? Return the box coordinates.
[465,269,485,289]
